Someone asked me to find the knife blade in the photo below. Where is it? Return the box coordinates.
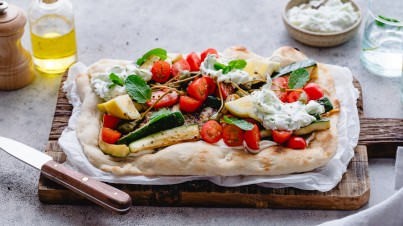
[0,136,132,214]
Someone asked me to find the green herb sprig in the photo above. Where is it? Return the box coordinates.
[125,75,152,103]
[109,73,124,86]
[222,116,254,131]
[288,68,310,89]
[376,15,401,27]
[136,48,167,66]
[214,59,247,74]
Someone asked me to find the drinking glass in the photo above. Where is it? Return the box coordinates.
[360,0,403,78]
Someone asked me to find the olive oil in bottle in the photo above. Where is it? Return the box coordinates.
[28,0,77,74]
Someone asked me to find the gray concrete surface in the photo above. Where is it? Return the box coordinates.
[0,0,402,225]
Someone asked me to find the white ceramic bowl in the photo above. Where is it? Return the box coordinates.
[283,0,362,47]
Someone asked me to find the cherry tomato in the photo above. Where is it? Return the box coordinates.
[222,124,244,147]
[186,52,201,72]
[272,77,289,102]
[272,76,288,88]
[215,82,235,100]
[272,130,293,144]
[151,60,171,83]
[286,136,307,149]
[200,48,218,62]
[219,114,234,129]
[244,118,259,125]
[187,77,209,101]
[171,59,190,78]
[201,120,223,143]
[101,127,122,144]
[303,83,324,101]
[203,76,216,95]
[244,124,261,150]
[179,96,202,113]
[146,90,179,108]
[286,88,309,103]
[103,114,121,130]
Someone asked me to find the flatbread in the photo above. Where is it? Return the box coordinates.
[75,46,340,176]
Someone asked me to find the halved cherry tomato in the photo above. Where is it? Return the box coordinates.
[201,120,223,143]
[203,76,216,95]
[151,60,171,83]
[222,124,244,147]
[101,127,122,144]
[187,77,208,101]
[171,59,190,78]
[215,82,235,100]
[200,48,218,62]
[244,118,259,125]
[286,136,307,149]
[272,77,289,102]
[103,114,121,130]
[272,130,293,144]
[303,83,324,101]
[244,124,260,150]
[146,90,179,108]
[219,114,234,128]
[287,88,309,103]
[186,52,201,72]
[179,96,202,113]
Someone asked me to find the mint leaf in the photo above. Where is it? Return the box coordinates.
[125,75,151,103]
[222,67,231,74]
[109,73,124,86]
[214,60,247,74]
[148,109,171,124]
[228,59,247,70]
[222,116,254,131]
[214,62,226,70]
[136,48,167,66]
[288,68,310,89]
[376,15,400,27]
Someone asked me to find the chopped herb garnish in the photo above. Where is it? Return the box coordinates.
[125,75,151,103]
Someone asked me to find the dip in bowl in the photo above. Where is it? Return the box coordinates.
[283,0,362,47]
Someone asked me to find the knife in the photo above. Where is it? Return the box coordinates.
[0,136,132,214]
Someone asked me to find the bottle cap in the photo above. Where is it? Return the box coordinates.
[0,1,27,37]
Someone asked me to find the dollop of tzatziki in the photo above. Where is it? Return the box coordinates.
[251,85,325,131]
[200,54,252,85]
[287,0,359,33]
[91,64,152,101]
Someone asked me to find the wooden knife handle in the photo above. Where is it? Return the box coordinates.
[41,160,131,214]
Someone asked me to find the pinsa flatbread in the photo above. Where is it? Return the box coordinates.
[75,46,340,176]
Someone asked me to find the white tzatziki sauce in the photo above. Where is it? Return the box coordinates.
[287,0,359,33]
[91,64,152,101]
[251,84,325,131]
[200,54,252,85]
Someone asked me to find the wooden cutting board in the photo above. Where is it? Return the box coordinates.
[37,72,403,210]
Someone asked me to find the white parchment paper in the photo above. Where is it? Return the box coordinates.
[59,62,359,192]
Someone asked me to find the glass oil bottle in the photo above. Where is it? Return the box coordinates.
[28,0,77,74]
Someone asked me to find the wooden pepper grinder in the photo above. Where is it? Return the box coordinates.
[0,1,34,90]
